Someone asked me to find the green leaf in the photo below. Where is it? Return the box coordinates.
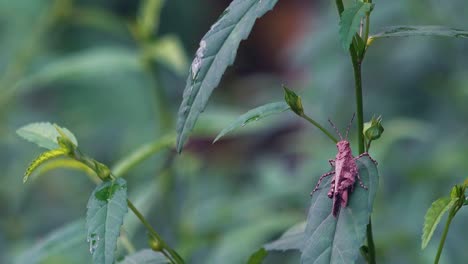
[339,2,373,50]
[264,221,306,252]
[421,196,457,249]
[247,248,268,264]
[33,158,98,180]
[301,156,379,264]
[117,249,168,264]
[14,219,86,264]
[17,122,78,150]
[213,102,289,143]
[369,26,468,44]
[23,149,68,183]
[9,48,141,100]
[86,178,128,264]
[176,0,279,152]
[143,35,188,76]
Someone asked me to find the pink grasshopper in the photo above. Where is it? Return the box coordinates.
[311,114,377,217]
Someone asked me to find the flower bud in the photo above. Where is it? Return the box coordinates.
[283,86,304,116]
[148,234,163,252]
[363,115,384,141]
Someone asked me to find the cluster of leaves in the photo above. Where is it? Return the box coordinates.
[421,182,468,263]
[17,123,178,264]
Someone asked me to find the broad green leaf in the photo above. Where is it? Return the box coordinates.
[86,178,128,264]
[339,2,373,50]
[14,219,86,264]
[144,35,189,76]
[264,221,306,252]
[23,149,67,183]
[301,156,379,264]
[17,122,78,150]
[213,102,289,143]
[369,26,468,44]
[421,197,456,249]
[117,249,168,264]
[111,134,176,177]
[176,0,279,152]
[247,248,268,264]
[10,48,141,99]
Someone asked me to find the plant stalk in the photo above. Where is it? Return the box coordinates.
[301,113,339,143]
[334,0,376,262]
[127,199,185,264]
[434,206,457,264]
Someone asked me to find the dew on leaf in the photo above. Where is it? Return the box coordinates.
[87,233,100,254]
[190,40,207,81]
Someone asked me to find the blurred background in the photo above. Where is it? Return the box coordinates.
[1,0,468,263]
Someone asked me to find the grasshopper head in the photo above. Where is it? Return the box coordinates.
[336,140,350,152]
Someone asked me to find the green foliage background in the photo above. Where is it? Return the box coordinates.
[1,0,468,263]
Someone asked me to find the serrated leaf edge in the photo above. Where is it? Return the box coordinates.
[421,197,457,249]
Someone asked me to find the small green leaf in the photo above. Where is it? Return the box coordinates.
[14,219,86,264]
[422,196,457,249]
[247,248,268,264]
[301,156,379,263]
[369,26,468,45]
[143,35,188,76]
[176,0,280,152]
[450,186,460,200]
[339,2,373,50]
[86,178,128,264]
[213,102,289,143]
[264,221,306,252]
[33,158,98,179]
[17,122,78,150]
[283,86,304,116]
[117,249,169,264]
[24,149,68,183]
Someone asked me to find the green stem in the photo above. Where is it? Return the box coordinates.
[434,206,458,264]
[352,57,365,154]
[111,134,176,177]
[300,113,339,143]
[127,199,185,264]
[334,0,375,262]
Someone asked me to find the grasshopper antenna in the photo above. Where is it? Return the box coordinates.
[328,118,343,140]
[345,113,356,139]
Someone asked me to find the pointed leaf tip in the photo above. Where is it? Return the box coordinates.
[176,0,280,153]
[213,102,289,143]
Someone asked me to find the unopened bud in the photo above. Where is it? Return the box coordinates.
[148,234,163,252]
[363,115,384,141]
[283,86,304,116]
